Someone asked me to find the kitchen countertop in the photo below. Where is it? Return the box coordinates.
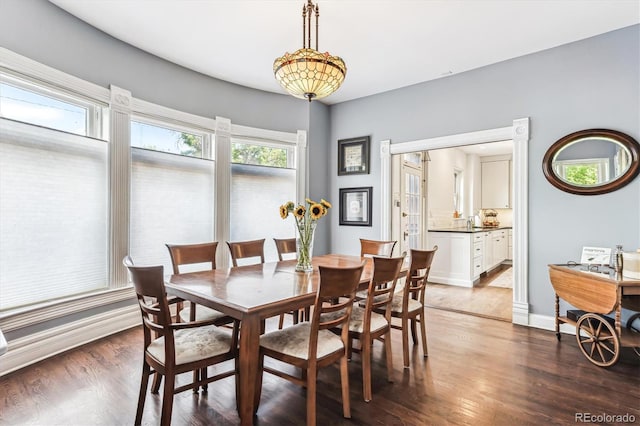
[428,226,512,233]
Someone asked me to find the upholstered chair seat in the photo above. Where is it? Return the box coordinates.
[259,323,344,360]
[390,295,423,314]
[147,325,233,365]
[325,306,388,334]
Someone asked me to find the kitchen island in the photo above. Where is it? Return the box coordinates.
[427,226,512,287]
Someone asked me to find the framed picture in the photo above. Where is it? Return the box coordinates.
[338,136,370,175]
[339,187,372,226]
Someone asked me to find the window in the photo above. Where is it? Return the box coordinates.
[0,75,108,311]
[130,119,215,272]
[0,75,101,137]
[230,137,297,263]
[554,158,609,186]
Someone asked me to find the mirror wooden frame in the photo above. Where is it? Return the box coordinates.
[542,129,640,195]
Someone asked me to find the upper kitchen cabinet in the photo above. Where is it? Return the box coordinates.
[481,160,511,208]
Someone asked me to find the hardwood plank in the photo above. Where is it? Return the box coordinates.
[0,310,638,425]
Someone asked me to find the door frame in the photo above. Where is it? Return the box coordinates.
[380,118,530,325]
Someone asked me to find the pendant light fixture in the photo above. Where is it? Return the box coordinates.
[273,0,347,102]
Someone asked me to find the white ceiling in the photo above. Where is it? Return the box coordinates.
[49,0,639,105]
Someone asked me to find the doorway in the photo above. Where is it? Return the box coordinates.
[391,142,514,321]
[380,118,530,325]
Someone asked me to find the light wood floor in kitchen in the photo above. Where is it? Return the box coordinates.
[426,264,512,321]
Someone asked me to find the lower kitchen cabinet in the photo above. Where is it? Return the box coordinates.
[428,231,484,287]
[428,228,510,287]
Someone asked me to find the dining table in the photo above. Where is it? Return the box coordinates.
[164,253,380,426]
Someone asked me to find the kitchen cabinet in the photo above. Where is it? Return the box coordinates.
[428,228,510,287]
[481,160,510,208]
[507,229,513,260]
[428,231,484,287]
[482,229,508,272]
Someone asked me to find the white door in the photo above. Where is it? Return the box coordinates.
[400,153,424,254]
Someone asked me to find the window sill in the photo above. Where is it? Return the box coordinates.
[0,286,136,332]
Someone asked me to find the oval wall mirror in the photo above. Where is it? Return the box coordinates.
[542,129,640,195]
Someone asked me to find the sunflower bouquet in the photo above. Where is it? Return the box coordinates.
[279,198,331,271]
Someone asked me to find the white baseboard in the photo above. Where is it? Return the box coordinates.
[528,313,576,335]
[512,301,529,325]
[0,305,140,377]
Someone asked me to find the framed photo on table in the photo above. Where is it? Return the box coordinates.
[338,136,370,175]
[339,187,372,226]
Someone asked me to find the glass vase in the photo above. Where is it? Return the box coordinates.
[295,221,316,272]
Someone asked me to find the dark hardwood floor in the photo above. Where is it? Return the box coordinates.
[1,309,638,425]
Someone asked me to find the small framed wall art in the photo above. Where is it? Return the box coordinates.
[338,136,370,175]
[339,187,372,226]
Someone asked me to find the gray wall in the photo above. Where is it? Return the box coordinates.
[307,101,332,255]
[328,25,640,316]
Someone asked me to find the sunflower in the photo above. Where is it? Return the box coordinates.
[279,204,289,219]
[309,203,324,220]
[320,199,332,209]
[305,197,315,205]
[285,201,295,211]
[294,205,306,219]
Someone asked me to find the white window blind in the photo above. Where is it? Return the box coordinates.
[0,118,108,311]
[130,148,215,272]
[230,163,296,263]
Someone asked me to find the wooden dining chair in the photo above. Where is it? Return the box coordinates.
[165,242,232,325]
[360,238,397,257]
[123,256,238,426]
[255,261,365,426]
[273,237,297,261]
[274,237,307,328]
[378,246,437,368]
[226,238,265,267]
[336,255,405,402]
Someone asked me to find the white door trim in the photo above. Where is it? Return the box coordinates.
[380,118,530,325]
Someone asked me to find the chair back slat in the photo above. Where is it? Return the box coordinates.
[273,238,297,261]
[226,239,266,267]
[360,238,397,258]
[166,242,218,274]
